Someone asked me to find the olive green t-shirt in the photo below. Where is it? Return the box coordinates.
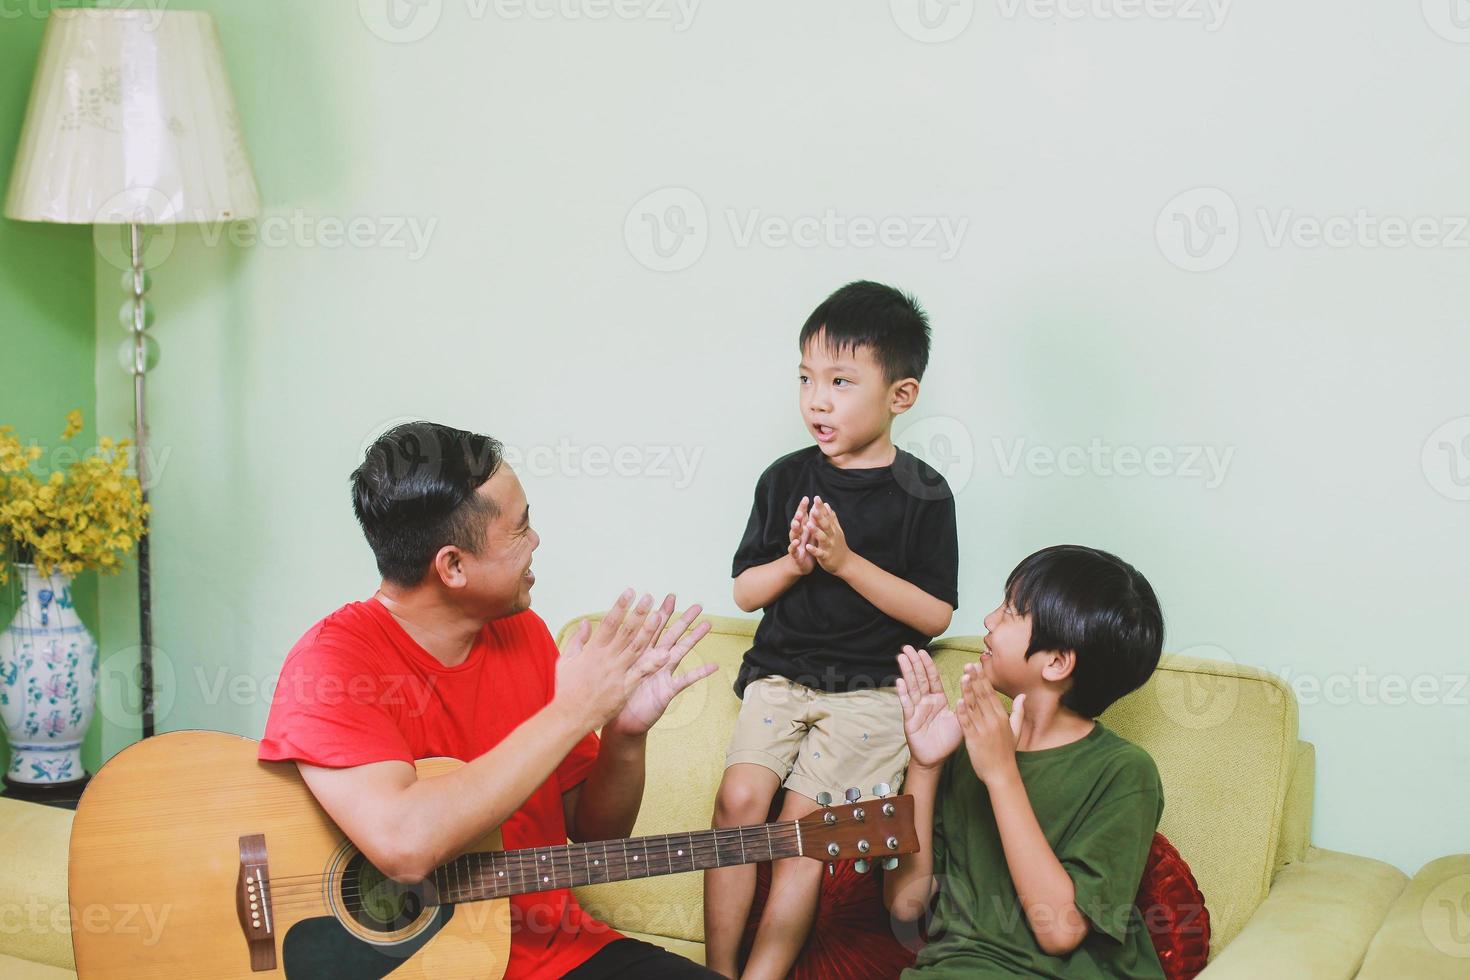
[903,723,1166,979]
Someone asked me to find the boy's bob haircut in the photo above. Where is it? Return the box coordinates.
[1005,545,1164,718]
[798,280,931,385]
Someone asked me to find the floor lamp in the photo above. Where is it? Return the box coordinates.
[4,9,260,739]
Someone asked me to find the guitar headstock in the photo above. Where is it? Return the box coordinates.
[794,785,919,872]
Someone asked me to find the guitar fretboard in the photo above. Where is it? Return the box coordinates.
[427,820,803,905]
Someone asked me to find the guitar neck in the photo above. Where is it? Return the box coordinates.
[426,820,804,905]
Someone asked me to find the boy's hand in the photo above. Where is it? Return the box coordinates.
[896,645,962,769]
[955,657,1026,785]
[805,496,852,576]
[788,496,816,575]
[605,594,717,738]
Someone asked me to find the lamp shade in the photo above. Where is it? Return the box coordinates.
[4,8,259,225]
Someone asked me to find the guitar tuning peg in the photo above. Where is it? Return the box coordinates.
[816,791,833,807]
[826,862,835,877]
[854,859,871,874]
[881,857,899,871]
[872,782,891,798]
[844,787,862,804]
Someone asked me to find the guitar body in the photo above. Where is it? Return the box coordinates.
[69,730,509,979]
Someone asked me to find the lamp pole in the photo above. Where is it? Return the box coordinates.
[125,222,155,739]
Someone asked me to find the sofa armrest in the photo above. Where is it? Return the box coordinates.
[1356,854,1470,979]
[1198,847,1406,979]
[0,798,75,972]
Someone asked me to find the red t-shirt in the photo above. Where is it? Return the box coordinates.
[259,598,621,979]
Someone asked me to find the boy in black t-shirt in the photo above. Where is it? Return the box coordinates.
[703,281,960,979]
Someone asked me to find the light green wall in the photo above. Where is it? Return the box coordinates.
[0,0,102,779]
[90,1,1469,875]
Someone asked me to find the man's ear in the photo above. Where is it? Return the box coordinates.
[1042,649,1077,684]
[432,545,468,589]
[890,377,920,415]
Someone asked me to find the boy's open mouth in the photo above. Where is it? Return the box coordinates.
[813,423,836,443]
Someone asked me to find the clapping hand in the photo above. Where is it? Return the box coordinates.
[604,594,715,738]
[896,645,962,769]
[954,657,1026,785]
[788,496,816,575]
[804,496,851,576]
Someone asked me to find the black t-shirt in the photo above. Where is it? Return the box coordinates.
[731,446,960,695]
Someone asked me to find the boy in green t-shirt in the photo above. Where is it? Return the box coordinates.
[886,545,1167,978]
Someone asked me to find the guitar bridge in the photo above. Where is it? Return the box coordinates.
[236,833,277,972]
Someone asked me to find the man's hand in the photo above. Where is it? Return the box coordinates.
[896,645,962,769]
[605,594,716,737]
[804,496,852,576]
[788,496,816,575]
[954,657,1025,785]
[554,590,672,732]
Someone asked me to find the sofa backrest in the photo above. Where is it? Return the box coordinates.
[560,615,1303,957]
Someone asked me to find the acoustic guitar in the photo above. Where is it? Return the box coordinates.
[68,730,919,978]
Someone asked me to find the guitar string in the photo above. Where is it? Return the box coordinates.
[264,828,809,903]
[260,827,829,915]
[261,823,818,890]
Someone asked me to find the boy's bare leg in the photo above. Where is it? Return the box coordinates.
[740,789,824,980]
[704,763,782,978]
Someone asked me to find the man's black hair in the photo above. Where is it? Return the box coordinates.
[798,280,931,384]
[1005,545,1165,718]
[351,421,503,586]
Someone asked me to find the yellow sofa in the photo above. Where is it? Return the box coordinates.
[2,614,1465,977]
[555,616,1466,978]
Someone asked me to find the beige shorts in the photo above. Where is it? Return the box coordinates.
[725,675,909,802]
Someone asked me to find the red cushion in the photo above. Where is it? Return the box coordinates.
[1136,832,1210,980]
[740,858,916,980]
[738,831,1208,979]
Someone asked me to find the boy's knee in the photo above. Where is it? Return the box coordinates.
[714,771,776,824]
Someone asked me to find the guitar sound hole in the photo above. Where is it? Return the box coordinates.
[341,853,430,934]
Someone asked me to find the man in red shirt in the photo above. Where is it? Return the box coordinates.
[260,421,722,978]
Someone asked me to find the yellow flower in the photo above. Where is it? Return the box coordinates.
[2,411,146,579]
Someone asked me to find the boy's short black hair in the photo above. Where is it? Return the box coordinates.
[1005,545,1164,718]
[351,421,503,587]
[798,280,931,384]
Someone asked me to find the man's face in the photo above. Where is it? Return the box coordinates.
[799,334,900,466]
[461,465,540,618]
